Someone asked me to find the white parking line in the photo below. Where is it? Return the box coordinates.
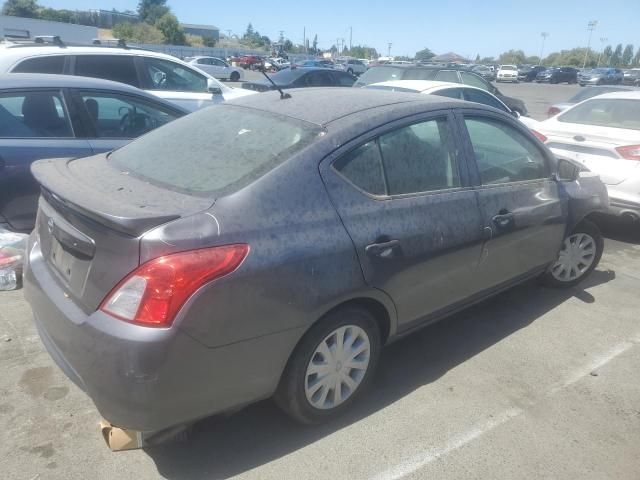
[371,337,639,480]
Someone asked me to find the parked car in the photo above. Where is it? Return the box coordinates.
[496,65,518,83]
[0,40,254,111]
[237,55,264,70]
[265,57,290,71]
[363,80,537,128]
[297,59,335,69]
[23,88,607,436]
[546,85,639,117]
[0,74,186,233]
[518,65,546,82]
[471,65,496,81]
[622,69,640,86]
[334,58,368,76]
[184,56,243,82]
[241,67,356,92]
[578,68,624,86]
[535,91,640,221]
[536,67,579,84]
[354,65,528,115]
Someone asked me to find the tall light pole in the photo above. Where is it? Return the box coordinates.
[582,20,598,68]
[388,42,392,57]
[539,32,549,65]
[596,37,608,67]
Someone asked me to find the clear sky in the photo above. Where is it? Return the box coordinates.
[41,0,638,58]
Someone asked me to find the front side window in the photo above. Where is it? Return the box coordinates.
[335,72,357,86]
[464,117,548,184]
[79,92,181,138]
[143,58,207,93]
[13,56,65,74]
[75,55,139,87]
[379,118,459,195]
[460,71,490,91]
[463,89,508,112]
[0,91,72,138]
[196,58,211,65]
[558,99,640,130]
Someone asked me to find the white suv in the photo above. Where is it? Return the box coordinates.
[0,41,255,111]
[335,58,368,76]
[497,65,519,83]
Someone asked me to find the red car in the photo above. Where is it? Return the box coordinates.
[238,55,264,70]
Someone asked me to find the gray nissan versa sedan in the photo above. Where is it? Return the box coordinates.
[24,88,608,436]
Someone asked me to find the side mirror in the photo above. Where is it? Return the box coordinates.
[207,79,222,95]
[556,158,580,182]
[511,110,521,118]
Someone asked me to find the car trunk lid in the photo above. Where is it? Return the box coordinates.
[31,154,213,312]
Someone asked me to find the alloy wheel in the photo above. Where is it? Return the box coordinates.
[304,325,371,410]
[550,233,597,282]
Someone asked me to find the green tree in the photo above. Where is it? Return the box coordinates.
[525,55,540,64]
[112,21,164,44]
[475,54,480,62]
[479,56,496,64]
[622,44,634,66]
[543,48,597,67]
[602,45,613,65]
[2,0,39,18]
[349,45,378,59]
[498,49,526,65]
[415,47,435,62]
[155,13,187,45]
[610,43,623,66]
[634,49,640,66]
[312,34,318,54]
[283,39,293,51]
[244,23,254,38]
[38,7,75,23]
[137,0,168,23]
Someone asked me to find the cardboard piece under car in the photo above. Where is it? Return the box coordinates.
[100,420,146,451]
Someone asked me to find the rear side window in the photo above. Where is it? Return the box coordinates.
[334,73,357,86]
[404,69,437,81]
[334,141,386,195]
[464,117,548,184]
[75,55,139,87]
[143,57,207,92]
[463,89,508,112]
[558,99,640,130]
[434,88,463,100]
[13,56,65,74]
[434,70,459,83]
[460,72,490,91]
[0,91,72,138]
[109,105,320,195]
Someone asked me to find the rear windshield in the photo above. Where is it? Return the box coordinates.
[109,105,321,195]
[358,67,406,85]
[269,68,307,85]
[558,99,640,130]
[568,87,627,103]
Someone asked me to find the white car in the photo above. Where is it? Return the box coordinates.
[184,56,244,82]
[534,91,640,221]
[497,65,519,83]
[0,39,255,111]
[334,58,368,76]
[364,80,537,128]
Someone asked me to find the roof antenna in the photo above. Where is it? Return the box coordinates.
[259,66,291,99]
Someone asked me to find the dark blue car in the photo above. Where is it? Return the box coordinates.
[0,74,186,232]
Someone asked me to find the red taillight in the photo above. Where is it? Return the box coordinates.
[615,144,640,161]
[100,244,249,327]
[547,106,561,117]
[531,129,548,143]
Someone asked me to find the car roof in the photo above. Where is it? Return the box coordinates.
[0,73,188,112]
[228,86,470,125]
[584,91,640,100]
[367,80,462,92]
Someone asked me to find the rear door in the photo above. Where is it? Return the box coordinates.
[321,111,485,331]
[0,89,92,231]
[458,109,566,289]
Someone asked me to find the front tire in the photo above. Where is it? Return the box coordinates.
[230,71,240,82]
[542,220,603,288]
[275,306,381,424]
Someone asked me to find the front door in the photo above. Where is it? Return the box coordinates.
[321,112,485,330]
[459,111,566,289]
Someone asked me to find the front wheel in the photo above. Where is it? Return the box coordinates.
[542,220,603,288]
[230,71,240,82]
[275,306,381,424]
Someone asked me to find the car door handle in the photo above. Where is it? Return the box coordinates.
[492,212,515,229]
[365,239,400,258]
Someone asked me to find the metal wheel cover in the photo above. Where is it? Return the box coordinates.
[304,325,371,410]
[551,233,597,282]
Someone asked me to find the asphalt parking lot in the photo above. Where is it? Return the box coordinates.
[2,85,640,480]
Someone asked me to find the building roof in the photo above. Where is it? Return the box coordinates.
[431,52,470,63]
[180,23,220,31]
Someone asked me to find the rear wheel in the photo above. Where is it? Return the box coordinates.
[230,71,240,82]
[542,220,603,288]
[275,306,381,424]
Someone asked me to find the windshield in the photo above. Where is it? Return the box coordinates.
[109,105,321,195]
[501,65,517,70]
[558,98,640,130]
[568,87,628,103]
[357,66,406,85]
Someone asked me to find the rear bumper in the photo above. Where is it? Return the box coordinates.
[23,235,302,432]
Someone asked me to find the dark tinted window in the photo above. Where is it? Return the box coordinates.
[434,70,459,83]
[358,66,406,84]
[379,118,459,194]
[464,117,548,184]
[13,56,65,74]
[460,71,490,90]
[143,57,207,92]
[558,99,640,130]
[109,105,320,195]
[79,92,181,138]
[0,91,72,138]
[334,72,356,86]
[403,68,437,81]
[75,55,139,86]
[334,141,386,195]
[434,88,463,100]
[463,89,508,111]
[305,71,334,86]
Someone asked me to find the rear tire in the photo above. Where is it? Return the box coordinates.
[542,220,604,288]
[230,71,240,82]
[275,306,381,424]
